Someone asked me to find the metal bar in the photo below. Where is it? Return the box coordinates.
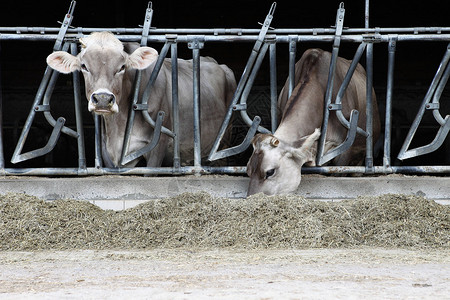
[318,110,359,164]
[206,43,262,160]
[400,117,450,159]
[317,3,345,166]
[208,116,261,161]
[191,43,202,170]
[288,36,297,99]
[5,26,450,36]
[365,0,370,29]
[334,42,367,136]
[11,118,66,163]
[70,42,86,170]
[120,68,142,166]
[302,165,450,174]
[119,2,155,166]
[94,115,102,168]
[10,43,75,164]
[269,40,278,133]
[10,69,53,163]
[383,36,397,168]
[42,44,78,138]
[3,33,450,44]
[171,41,181,169]
[121,112,165,165]
[53,0,76,52]
[365,42,375,172]
[139,41,175,138]
[397,43,450,160]
[431,56,450,126]
[238,42,271,133]
[10,1,76,164]
[207,3,276,161]
[4,164,450,177]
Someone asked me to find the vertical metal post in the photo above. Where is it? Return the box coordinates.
[288,36,297,99]
[171,40,180,169]
[365,43,375,172]
[193,51,201,167]
[94,115,102,168]
[268,38,278,133]
[384,36,397,169]
[70,42,86,171]
[365,0,370,28]
[190,40,203,171]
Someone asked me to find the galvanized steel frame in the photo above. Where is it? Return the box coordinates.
[1,1,450,176]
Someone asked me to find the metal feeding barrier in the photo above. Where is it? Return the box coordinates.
[0,0,450,176]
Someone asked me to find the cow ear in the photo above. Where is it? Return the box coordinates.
[300,128,321,151]
[291,128,321,164]
[127,47,158,70]
[46,51,80,74]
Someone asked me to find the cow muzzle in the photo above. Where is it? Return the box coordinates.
[89,91,118,114]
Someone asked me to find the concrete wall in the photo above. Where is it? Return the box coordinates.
[1,175,449,210]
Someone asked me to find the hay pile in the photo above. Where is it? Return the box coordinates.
[0,192,448,250]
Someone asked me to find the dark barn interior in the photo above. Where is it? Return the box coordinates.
[0,0,449,169]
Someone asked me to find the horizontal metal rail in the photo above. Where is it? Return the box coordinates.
[2,26,450,35]
[2,166,450,177]
[2,33,450,43]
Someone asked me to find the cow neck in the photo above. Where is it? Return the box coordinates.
[102,76,132,140]
[275,112,323,145]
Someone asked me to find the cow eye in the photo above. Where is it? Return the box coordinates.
[117,65,126,73]
[265,169,275,179]
[81,64,89,72]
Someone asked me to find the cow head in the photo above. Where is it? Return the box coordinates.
[246,128,320,196]
[46,32,158,115]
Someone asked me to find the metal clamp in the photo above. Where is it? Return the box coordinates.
[11,118,66,164]
[120,111,165,166]
[208,116,261,161]
[398,42,450,160]
[316,2,346,166]
[11,2,77,165]
[318,110,359,166]
[187,37,205,50]
[207,3,277,162]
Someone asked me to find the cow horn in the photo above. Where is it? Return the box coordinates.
[79,38,87,48]
[270,137,279,147]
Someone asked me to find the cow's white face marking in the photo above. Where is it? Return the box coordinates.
[246,129,320,196]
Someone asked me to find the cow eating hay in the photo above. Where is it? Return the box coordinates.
[0,192,448,250]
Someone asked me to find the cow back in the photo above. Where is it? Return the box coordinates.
[275,48,380,165]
